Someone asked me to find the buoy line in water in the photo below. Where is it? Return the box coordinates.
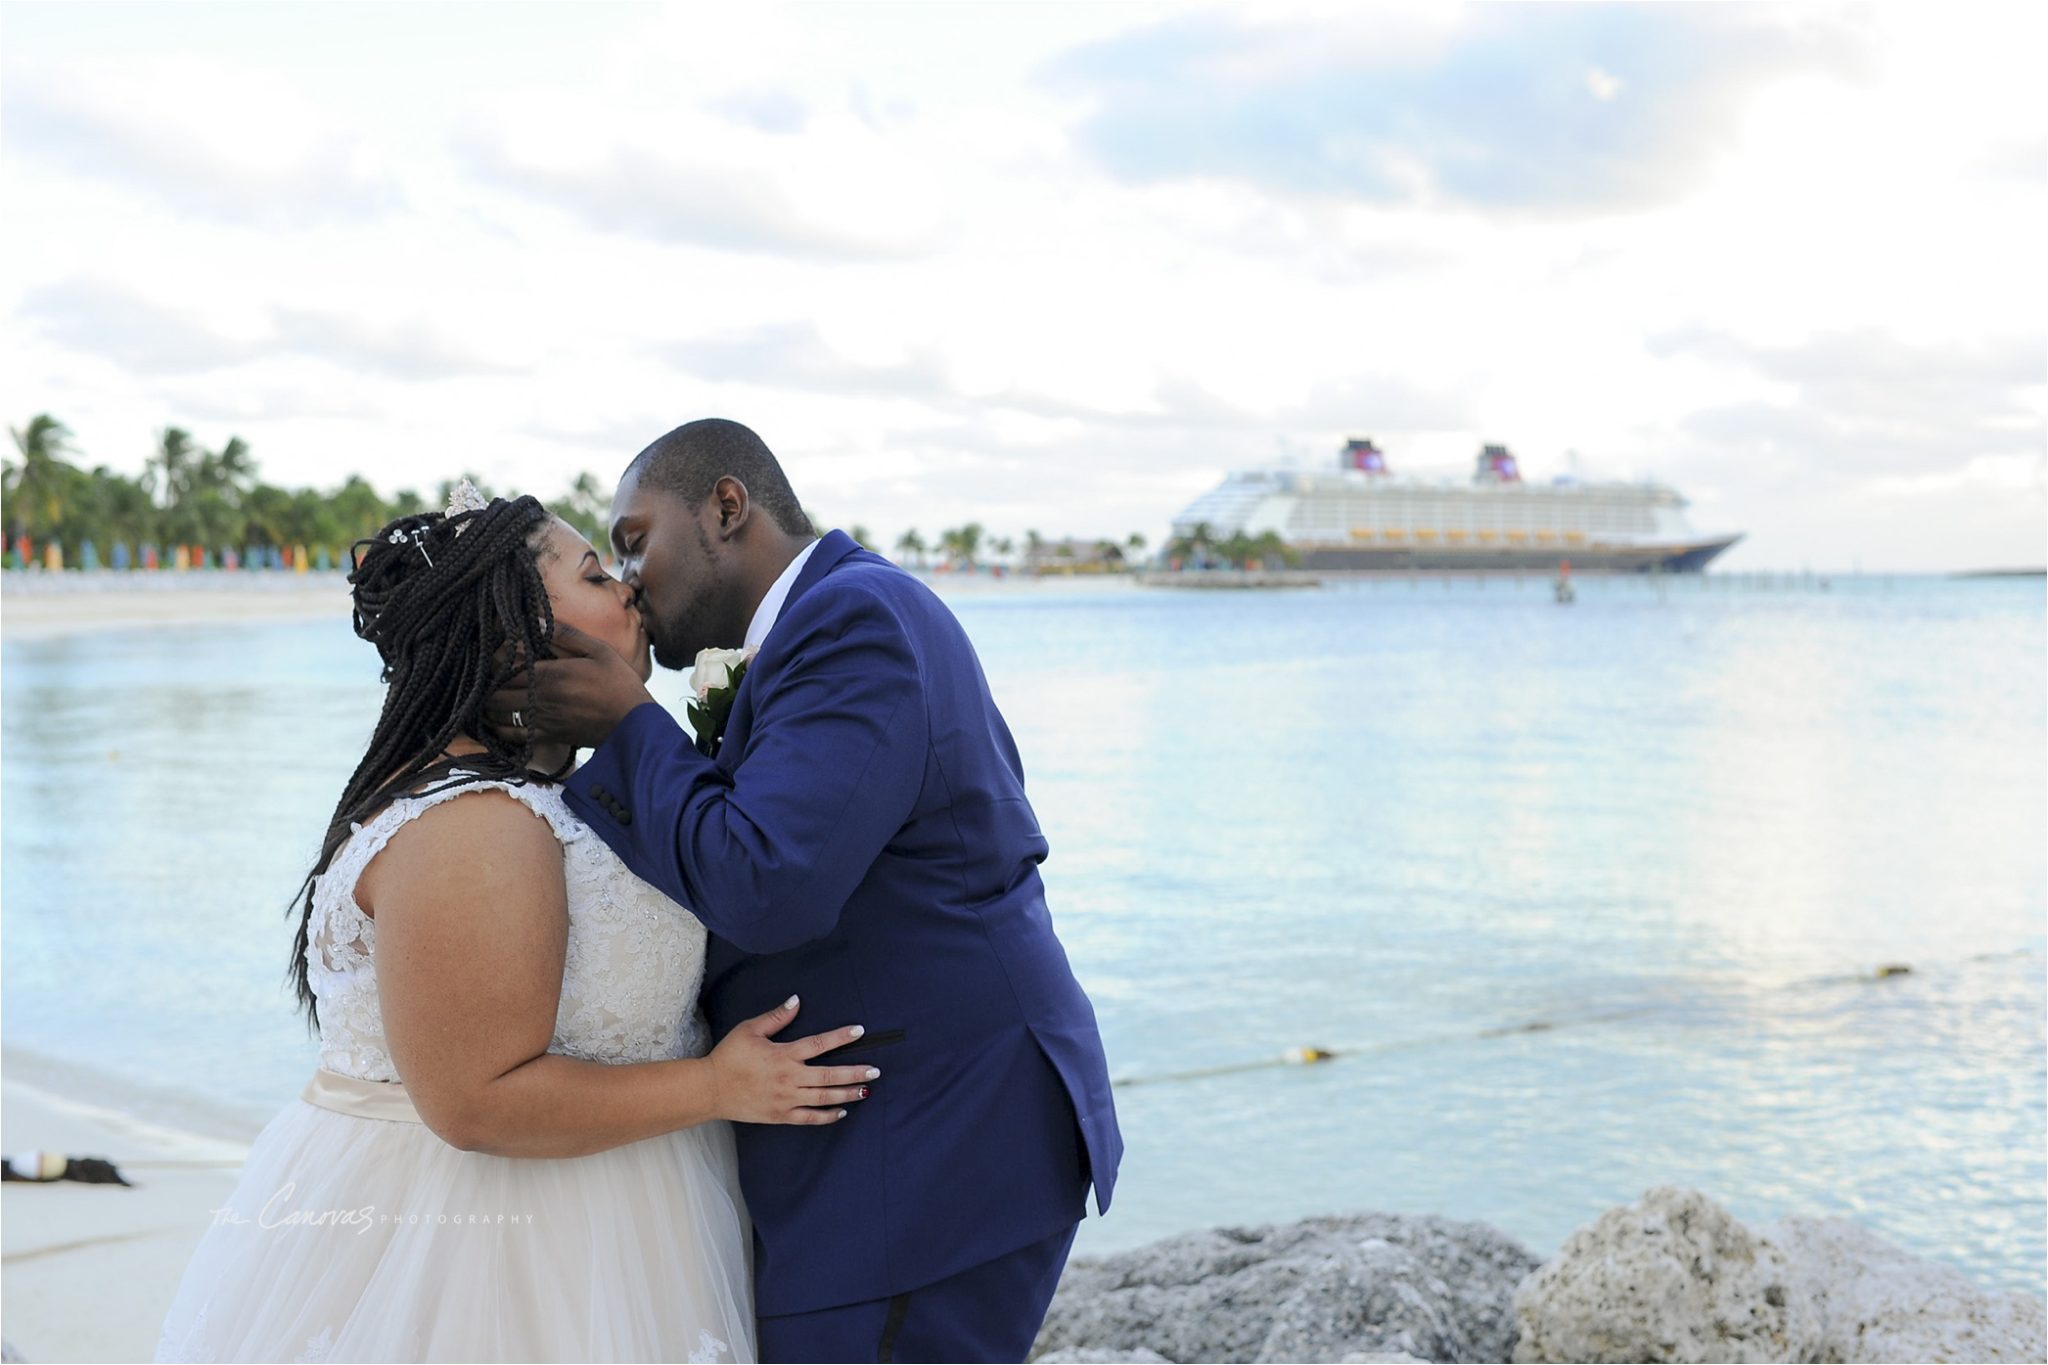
[1106,953,2034,1090]
[1112,1006,1665,1089]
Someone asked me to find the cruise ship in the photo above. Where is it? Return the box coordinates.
[1169,439,1743,573]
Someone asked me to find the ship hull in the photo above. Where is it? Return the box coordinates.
[1290,534,1742,574]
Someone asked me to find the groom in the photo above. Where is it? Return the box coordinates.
[498,419,1121,1362]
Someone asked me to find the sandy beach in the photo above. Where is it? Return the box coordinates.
[1,1053,259,1363]
[0,574,355,643]
[0,568,1130,646]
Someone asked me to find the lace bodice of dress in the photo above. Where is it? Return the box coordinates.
[305,775,710,1081]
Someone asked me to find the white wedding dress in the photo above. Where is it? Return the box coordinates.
[154,777,754,1363]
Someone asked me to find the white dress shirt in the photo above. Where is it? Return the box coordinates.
[744,538,822,651]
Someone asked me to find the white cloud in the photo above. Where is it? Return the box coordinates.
[1860,453,2046,500]
[2,67,403,228]
[0,1,2042,570]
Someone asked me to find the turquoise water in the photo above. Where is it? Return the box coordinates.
[4,573,2043,1293]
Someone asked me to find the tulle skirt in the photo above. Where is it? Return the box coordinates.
[154,1098,754,1363]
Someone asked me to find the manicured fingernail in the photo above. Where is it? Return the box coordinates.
[837,1109,848,1119]
[865,1068,881,1080]
[848,1025,865,1039]
[784,995,799,1010]
[858,1088,870,1099]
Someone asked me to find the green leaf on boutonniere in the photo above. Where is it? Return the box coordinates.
[686,646,754,753]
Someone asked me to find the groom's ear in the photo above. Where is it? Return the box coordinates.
[709,475,752,539]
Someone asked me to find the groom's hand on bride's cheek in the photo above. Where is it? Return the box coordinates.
[486,621,654,752]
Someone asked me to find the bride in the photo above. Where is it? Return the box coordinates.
[155,486,879,1363]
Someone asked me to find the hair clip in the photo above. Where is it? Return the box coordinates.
[388,525,434,568]
[444,479,489,534]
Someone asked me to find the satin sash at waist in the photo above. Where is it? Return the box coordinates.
[300,1068,423,1124]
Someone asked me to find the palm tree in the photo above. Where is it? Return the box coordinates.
[197,435,256,497]
[81,467,156,548]
[162,486,241,550]
[7,414,77,542]
[1165,520,1222,569]
[284,487,342,549]
[241,483,296,549]
[331,474,390,542]
[552,471,610,546]
[149,427,201,509]
[895,528,927,567]
[942,522,983,569]
[1253,530,1298,568]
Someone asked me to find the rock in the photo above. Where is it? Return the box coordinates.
[1512,1187,2048,1364]
[1773,1214,2046,1363]
[1035,1192,2046,1365]
[1511,1186,1817,1362]
[1030,1213,1543,1363]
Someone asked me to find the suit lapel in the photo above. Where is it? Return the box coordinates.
[783,530,859,616]
[717,531,861,763]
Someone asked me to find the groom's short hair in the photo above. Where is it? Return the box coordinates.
[629,419,813,538]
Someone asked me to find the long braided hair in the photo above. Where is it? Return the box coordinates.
[289,493,569,1029]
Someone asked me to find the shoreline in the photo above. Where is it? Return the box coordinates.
[0,569,1136,645]
[1,574,355,643]
[2,1050,257,1363]
[3,1050,2041,1363]
[4,561,2025,648]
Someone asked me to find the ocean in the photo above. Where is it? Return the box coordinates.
[3,571,2043,1293]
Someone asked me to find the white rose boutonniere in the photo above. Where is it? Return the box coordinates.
[686,645,758,755]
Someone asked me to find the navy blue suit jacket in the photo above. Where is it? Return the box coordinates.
[564,531,1121,1316]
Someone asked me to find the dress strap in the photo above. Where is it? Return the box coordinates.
[300,1068,423,1124]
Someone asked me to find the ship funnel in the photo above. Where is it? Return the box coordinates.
[1474,444,1522,484]
[1343,437,1389,475]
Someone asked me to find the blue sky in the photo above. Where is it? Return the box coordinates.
[3,1,2041,569]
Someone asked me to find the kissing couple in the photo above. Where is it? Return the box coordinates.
[155,418,1122,1363]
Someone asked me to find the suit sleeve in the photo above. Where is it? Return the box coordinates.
[565,582,927,954]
